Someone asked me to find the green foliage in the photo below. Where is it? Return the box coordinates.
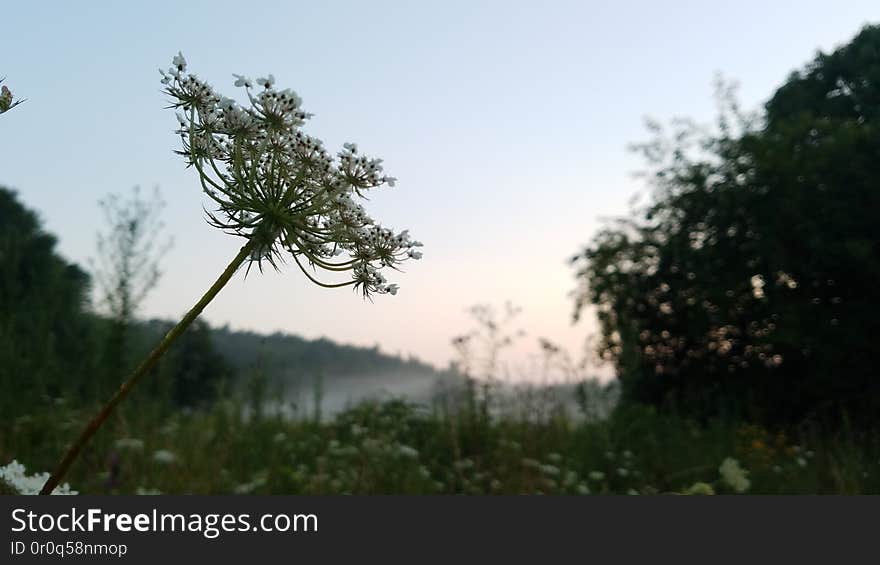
[0,187,97,412]
[153,320,233,408]
[572,25,880,427]
[3,391,878,494]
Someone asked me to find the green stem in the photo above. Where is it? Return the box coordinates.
[39,239,258,495]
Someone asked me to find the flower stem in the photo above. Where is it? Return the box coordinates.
[39,239,258,495]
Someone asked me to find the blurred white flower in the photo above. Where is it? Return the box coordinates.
[588,471,605,481]
[232,74,252,88]
[172,52,187,71]
[0,460,77,495]
[256,74,275,88]
[234,475,267,494]
[114,438,145,451]
[135,487,163,495]
[684,482,715,495]
[719,457,750,493]
[540,464,560,477]
[396,444,419,459]
[454,458,474,470]
[152,449,177,464]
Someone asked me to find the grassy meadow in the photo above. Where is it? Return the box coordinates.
[3,382,878,495]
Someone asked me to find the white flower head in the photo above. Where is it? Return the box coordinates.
[152,449,177,464]
[172,51,187,72]
[0,460,77,495]
[396,444,419,459]
[256,74,275,88]
[719,457,750,493]
[115,438,145,451]
[233,74,253,88]
[162,53,421,298]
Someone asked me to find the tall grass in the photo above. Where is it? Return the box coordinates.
[3,380,878,495]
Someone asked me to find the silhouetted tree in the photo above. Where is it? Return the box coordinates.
[0,187,96,412]
[572,25,880,428]
[92,186,171,393]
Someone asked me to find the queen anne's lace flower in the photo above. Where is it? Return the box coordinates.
[719,457,750,493]
[152,449,177,464]
[0,460,77,495]
[161,53,421,297]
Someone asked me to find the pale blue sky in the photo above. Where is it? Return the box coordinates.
[2,1,877,373]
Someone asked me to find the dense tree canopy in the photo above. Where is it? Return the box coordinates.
[0,187,96,412]
[572,25,880,427]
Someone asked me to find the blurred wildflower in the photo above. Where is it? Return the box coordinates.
[114,438,145,451]
[152,450,177,465]
[234,475,268,494]
[521,458,540,470]
[396,444,419,459]
[454,459,474,471]
[0,460,77,495]
[540,464,560,477]
[719,457,750,493]
[684,482,715,495]
[135,487,163,495]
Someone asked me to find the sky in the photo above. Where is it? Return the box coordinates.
[2,1,878,375]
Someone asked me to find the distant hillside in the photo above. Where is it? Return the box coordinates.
[210,325,439,375]
[139,319,457,415]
